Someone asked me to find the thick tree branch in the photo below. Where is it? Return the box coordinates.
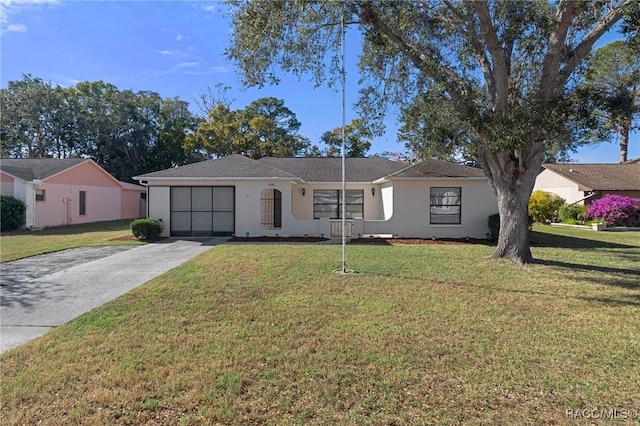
[444,0,497,106]
[471,1,509,110]
[540,0,577,101]
[556,0,634,97]
[357,1,470,98]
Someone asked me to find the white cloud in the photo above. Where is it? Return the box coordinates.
[209,66,228,73]
[176,61,199,68]
[0,0,59,34]
[155,49,187,57]
[176,34,186,42]
[202,4,215,13]
[3,22,25,32]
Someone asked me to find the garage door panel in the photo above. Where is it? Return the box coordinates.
[192,187,212,211]
[192,212,213,231]
[171,212,191,232]
[171,187,191,210]
[212,212,234,233]
[170,186,234,237]
[213,187,234,211]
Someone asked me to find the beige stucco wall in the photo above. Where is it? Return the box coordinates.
[290,183,381,220]
[145,178,496,239]
[362,179,497,239]
[533,169,582,204]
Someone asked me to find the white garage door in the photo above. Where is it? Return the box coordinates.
[170,186,235,236]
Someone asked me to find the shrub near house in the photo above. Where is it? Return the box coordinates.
[0,195,26,232]
[586,194,640,227]
[528,190,565,224]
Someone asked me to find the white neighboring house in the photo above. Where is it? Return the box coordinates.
[134,155,498,239]
[534,160,640,205]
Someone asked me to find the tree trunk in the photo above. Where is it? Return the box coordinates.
[479,144,543,266]
[620,121,629,163]
[492,182,535,266]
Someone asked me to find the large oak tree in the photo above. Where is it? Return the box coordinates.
[226,0,637,265]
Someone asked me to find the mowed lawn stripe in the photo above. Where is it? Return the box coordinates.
[1,226,639,425]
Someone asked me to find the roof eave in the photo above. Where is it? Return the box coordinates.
[377,176,487,182]
[133,176,304,183]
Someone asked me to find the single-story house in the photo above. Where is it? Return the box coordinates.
[0,158,146,228]
[134,155,498,239]
[533,160,640,205]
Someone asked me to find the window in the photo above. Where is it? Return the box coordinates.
[35,189,45,202]
[430,187,461,224]
[313,189,363,219]
[261,188,282,229]
[79,191,86,216]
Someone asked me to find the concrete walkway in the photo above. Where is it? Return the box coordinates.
[0,238,226,354]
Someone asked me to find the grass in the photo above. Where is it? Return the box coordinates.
[0,220,143,262]
[1,225,639,425]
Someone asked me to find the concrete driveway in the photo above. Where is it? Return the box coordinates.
[0,238,226,354]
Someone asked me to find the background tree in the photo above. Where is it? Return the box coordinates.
[577,40,639,163]
[0,75,78,158]
[185,97,310,159]
[226,0,636,265]
[320,118,372,157]
[1,76,198,182]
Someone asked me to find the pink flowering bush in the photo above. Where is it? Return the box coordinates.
[586,194,640,226]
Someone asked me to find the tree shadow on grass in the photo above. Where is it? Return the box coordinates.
[532,258,640,290]
[530,231,638,249]
[578,295,640,308]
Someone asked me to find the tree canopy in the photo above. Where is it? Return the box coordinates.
[320,119,372,157]
[0,75,199,182]
[184,97,311,159]
[226,0,637,265]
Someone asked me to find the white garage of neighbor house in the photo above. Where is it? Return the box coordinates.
[134,155,498,239]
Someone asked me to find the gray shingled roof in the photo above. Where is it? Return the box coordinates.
[386,159,485,179]
[0,158,88,181]
[257,157,406,182]
[135,154,299,179]
[542,160,640,191]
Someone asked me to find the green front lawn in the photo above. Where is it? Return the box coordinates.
[1,226,639,425]
[0,220,142,262]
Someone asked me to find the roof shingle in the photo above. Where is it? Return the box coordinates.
[135,154,299,179]
[542,161,640,191]
[387,159,485,179]
[0,158,88,181]
[257,157,406,182]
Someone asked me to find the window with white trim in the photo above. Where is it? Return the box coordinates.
[35,189,45,201]
[430,187,461,224]
[313,189,364,219]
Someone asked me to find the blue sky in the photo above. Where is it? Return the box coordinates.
[1,0,637,163]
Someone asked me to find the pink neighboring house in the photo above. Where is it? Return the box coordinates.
[0,158,146,228]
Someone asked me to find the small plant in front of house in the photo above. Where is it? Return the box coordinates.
[131,218,164,240]
[528,190,565,224]
[487,213,533,240]
[586,195,640,227]
[487,213,500,240]
[558,203,588,225]
[1,195,26,232]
